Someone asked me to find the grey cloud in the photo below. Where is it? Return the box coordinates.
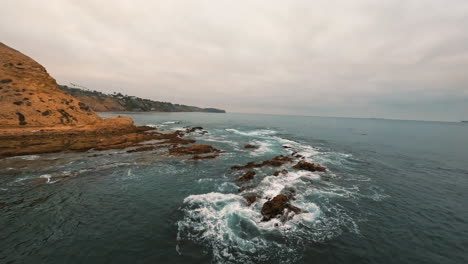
[1,0,467,121]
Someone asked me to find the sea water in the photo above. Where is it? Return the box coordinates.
[0,112,467,264]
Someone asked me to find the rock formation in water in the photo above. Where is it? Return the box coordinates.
[237,171,256,183]
[292,161,327,172]
[261,194,301,221]
[231,155,293,170]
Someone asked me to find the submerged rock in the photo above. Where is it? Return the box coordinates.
[292,161,326,172]
[169,144,220,156]
[244,144,259,149]
[237,170,256,183]
[244,195,257,205]
[192,154,219,160]
[126,145,161,153]
[231,155,293,170]
[185,127,204,133]
[261,194,301,221]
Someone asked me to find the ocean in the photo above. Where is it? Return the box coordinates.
[1,112,467,264]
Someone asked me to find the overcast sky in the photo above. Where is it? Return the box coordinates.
[1,0,468,121]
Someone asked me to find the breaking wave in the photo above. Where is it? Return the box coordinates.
[177,127,368,263]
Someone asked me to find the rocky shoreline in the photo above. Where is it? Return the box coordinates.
[0,124,221,159]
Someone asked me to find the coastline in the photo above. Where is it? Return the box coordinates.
[0,122,220,159]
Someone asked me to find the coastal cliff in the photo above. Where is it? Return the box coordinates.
[60,85,226,113]
[0,43,104,128]
[0,43,221,158]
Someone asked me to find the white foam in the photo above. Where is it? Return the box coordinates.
[39,174,58,184]
[248,140,274,156]
[225,128,277,137]
[162,121,180,124]
[18,155,40,161]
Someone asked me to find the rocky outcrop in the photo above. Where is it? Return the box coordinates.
[237,171,256,183]
[292,161,327,172]
[231,155,293,170]
[0,43,102,128]
[261,194,301,221]
[169,144,221,156]
[0,127,158,157]
[185,127,204,133]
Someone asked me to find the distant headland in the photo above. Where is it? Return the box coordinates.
[60,85,226,113]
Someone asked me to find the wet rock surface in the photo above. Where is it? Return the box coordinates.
[231,155,293,170]
[244,144,259,149]
[261,194,301,221]
[292,161,327,172]
[244,195,257,205]
[237,171,256,183]
[169,144,221,156]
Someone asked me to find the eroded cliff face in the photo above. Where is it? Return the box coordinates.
[0,43,102,128]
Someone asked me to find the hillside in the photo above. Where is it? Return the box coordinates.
[60,85,226,113]
[0,43,102,128]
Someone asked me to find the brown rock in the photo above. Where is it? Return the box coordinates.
[185,127,203,133]
[292,161,327,172]
[273,169,288,176]
[231,155,293,170]
[237,171,256,183]
[244,195,257,205]
[244,144,259,149]
[169,144,220,156]
[261,194,301,221]
[163,137,196,145]
[0,129,190,158]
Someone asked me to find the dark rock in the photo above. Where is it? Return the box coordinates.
[185,127,204,133]
[169,144,220,156]
[273,169,288,176]
[78,102,91,111]
[163,137,196,145]
[1,78,12,84]
[244,144,259,149]
[261,194,301,221]
[282,145,292,149]
[231,155,293,170]
[16,112,27,125]
[244,195,257,205]
[237,171,256,183]
[292,161,326,172]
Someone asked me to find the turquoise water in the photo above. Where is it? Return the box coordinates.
[1,112,467,264]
